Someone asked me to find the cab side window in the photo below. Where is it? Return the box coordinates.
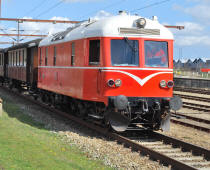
[71,43,75,66]
[45,47,48,66]
[53,47,56,66]
[89,40,100,65]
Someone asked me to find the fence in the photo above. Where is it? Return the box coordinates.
[174,70,210,79]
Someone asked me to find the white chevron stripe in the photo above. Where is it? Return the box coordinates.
[102,70,172,86]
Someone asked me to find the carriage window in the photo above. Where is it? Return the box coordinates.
[111,39,139,66]
[19,50,23,66]
[45,47,48,66]
[13,51,16,66]
[23,49,27,66]
[53,46,56,66]
[11,52,13,66]
[71,43,75,66]
[16,51,19,66]
[144,41,168,67]
[89,40,100,65]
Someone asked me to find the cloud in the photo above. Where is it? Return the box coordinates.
[186,0,210,4]
[170,21,210,46]
[175,35,210,46]
[172,1,210,48]
[172,22,204,36]
[91,10,112,20]
[174,1,210,25]
[20,16,74,36]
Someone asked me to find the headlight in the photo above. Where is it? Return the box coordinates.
[160,80,166,88]
[115,79,122,87]
[107,79,115,87]
[167,81,174,88]
[136,18,146,28]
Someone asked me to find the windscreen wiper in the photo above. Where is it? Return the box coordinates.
[124,37,138,52]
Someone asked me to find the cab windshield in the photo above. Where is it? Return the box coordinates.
[144,41,168,67]
[111,38,139,66]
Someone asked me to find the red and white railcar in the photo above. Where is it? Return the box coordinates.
[38,12,181,131]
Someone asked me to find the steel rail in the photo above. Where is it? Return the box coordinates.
[182,102,210,112]
[174,87,210,95]
[171,119,210,133]
[177,94,210,103]
[151,132,210,160]
[1,86,209,170]
[172,112,210,124]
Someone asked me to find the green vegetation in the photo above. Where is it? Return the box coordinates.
[0,97,111,170]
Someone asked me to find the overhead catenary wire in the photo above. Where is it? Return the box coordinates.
[130,0,172,13]
[78,0,127,20]
[23,0,50,17]
[35,1,64,18]
[0,28,17,41]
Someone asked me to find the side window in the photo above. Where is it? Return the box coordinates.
[89,40,100,65]
[16,51,20,66]
[10,52,11,66]
[10,52,12,66]
[71,43,75,66]
[53,46,56,66]
[13,51,16,66]
[16,51,19,66]
[45,47,48,66]
[24,49,27,66]
[19,50,22,66]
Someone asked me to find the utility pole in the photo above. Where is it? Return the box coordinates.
[17,21,20,43]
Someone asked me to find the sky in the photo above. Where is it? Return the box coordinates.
[1,0,210,61]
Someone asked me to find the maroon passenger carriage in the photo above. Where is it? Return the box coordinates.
[38,11,182,132]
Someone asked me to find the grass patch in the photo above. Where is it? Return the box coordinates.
[0,96,112,170]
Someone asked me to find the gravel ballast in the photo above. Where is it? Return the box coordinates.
[0,88,166,170]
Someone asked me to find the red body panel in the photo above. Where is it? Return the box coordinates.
[38,37,174,105]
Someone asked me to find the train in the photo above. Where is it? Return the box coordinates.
[0,11,182,132]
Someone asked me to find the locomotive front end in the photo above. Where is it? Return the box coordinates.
[100,14,182,132]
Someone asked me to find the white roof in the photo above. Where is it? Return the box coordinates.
[39,13,174,47]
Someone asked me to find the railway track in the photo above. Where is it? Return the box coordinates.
[177,94,210,103]
[171,112,210,133]
[1,86,210,170]
[171,93,210,132]
[174,87,210,95]
[182,102,210,112]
